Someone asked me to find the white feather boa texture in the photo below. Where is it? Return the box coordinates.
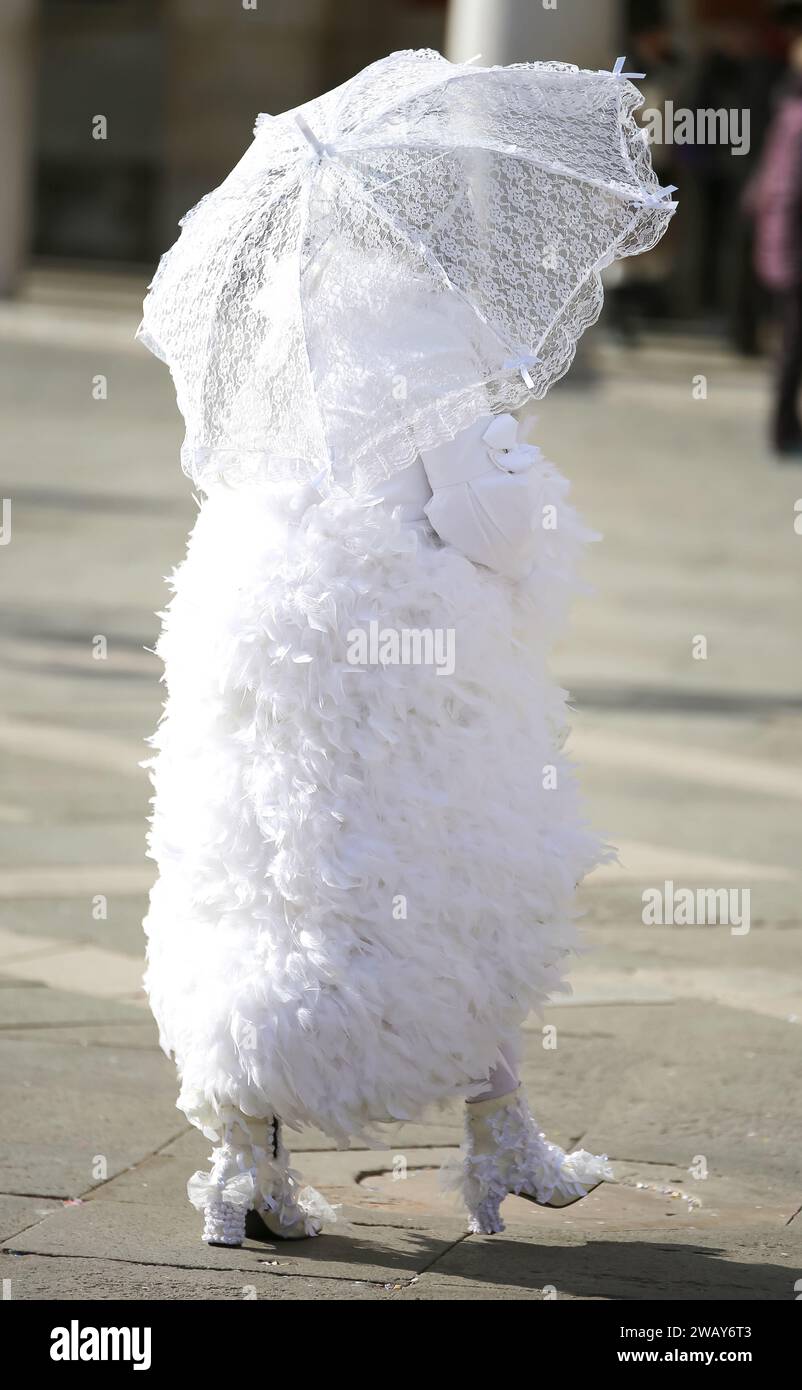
[143,466,610,1145]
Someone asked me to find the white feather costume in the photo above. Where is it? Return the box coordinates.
[143,453,607,1145]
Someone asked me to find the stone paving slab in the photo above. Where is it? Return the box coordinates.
[359,1162,800,1231]
[567,916,802,982]
[389,1225,802,1301]
[0,1034,182,1198]
[0,983,147,1030]
[7,1209,797,1301]
[1,1196,467,1288]
[0,1195,62,1243]
[0,816,149,872]
[0,936,144,1000]
[524,1000,802,1188]
[0,896,150,956]
[1,1022,162,1050]
[0,759,145,832]
[0,1253,394,1301]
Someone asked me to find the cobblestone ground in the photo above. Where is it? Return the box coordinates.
[1,273,800,1299]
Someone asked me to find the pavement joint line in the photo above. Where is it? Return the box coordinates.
[0,486,188,519]
[0,718,144,777]
[0,868,154,900]
[566,683,802,717]
[603,1155,708,1169]
[0,1208,65,1247]
[404,1231,471,1280]
[573,728,802,803]
[0,938,100,966]
[0,1246,441,1286]
[345,1143,460,1154]
[355,1161,457,1184]
[1,1191,76,1202]
[346,1219,457,1230]
[78,1125,192,1204]
[549,999,678,1009]
[0,927,148,997]
[0,1129,196,1209]
[2,648,157,680]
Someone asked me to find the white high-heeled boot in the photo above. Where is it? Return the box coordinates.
[460,1088,613,1235]
[187,1113,335,1246]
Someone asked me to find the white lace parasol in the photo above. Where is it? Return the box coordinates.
[137,48,676,492]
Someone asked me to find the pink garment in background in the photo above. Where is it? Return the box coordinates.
[753,91,802,291]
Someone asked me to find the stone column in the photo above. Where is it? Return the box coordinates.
[0,0,36,296]
[445,0,622,70]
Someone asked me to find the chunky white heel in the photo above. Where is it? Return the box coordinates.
[201,1194,248,1247]
[459,1088,613,1235]
[188,1113,334,1246]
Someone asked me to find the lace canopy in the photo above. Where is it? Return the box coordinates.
[137,48,676,491]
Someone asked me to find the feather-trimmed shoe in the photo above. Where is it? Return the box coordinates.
[459,1088,613,1235]
[187,1114,335,1246]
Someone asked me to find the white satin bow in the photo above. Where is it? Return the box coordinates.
[481,413,543,474]
[187,1166,255,1213]
[420,413,547,580]
[187,1148,339,1233]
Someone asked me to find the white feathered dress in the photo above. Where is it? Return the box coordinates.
[143,436,606,1147]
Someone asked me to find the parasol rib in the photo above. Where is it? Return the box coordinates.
[328,159,517,366]
[329,135,675,211]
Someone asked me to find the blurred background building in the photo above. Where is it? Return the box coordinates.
[3,0,802,344]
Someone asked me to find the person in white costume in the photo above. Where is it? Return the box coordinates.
[145,408,612,1244]
[139,49,675,1243]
